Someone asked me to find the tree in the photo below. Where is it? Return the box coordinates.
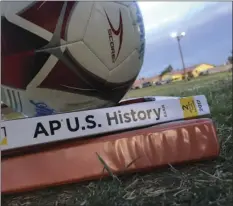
[159,64,174,78]
[167,65,174,72]
[140,77,145,81]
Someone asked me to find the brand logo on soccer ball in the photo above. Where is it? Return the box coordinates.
[105,9,123,63]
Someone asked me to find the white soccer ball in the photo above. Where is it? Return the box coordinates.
[1,1,145,117]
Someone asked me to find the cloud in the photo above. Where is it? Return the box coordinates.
[184,2,232,29]
[138,2,232,43]
[136,1,232,77]
[138,2,212,32]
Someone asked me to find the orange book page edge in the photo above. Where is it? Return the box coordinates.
[2,118,220,194]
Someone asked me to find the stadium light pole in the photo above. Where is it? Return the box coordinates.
[170,32,187,80]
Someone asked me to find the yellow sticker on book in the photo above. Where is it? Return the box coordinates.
[0,137,8,145]
[180,97,198,118]
[1,126,8,145]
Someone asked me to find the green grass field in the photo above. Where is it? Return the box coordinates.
[3,72,233,206]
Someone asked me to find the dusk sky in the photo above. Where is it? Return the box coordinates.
[138,2,232,78]
[1,1,232,79]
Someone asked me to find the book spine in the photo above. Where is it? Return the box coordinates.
[1,95,210,151]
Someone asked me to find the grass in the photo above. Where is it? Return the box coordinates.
[2,72,233,206]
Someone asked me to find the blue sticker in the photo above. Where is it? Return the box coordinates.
[30,100,56,117]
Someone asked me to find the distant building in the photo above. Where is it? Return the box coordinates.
[131,79,144,89]
[207,64,232,74]
[161,63,215,81]
[191,63,215,77]
[146,75,161,84]
[131,63,218,89]
[132,75,160,89]
[161,70,182,82]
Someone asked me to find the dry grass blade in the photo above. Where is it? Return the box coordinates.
[95,152,121,184]
[126,156,141,169]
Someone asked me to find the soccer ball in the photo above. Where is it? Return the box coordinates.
[1,1,145,117]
